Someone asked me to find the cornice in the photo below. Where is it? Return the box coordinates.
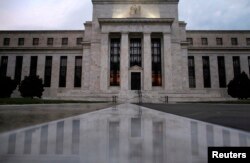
[188,47,250,51]
[99,18,174,25]
[92,0,179,4]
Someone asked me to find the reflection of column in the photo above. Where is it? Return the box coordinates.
[47,123,56,155]
[7,133,16,154]
[40,125,48,154]
[153,122,164,163]
[206,125,214,147]
[109,121,119,163]
[72,120,80,155]
[144,119,153,163]
[163,33,173,91]
[120,117,129,163]
[56,121,64,154]
[100,33,109,91]
[143,33,152,90]
[120,33,129,91]
[63,120,72,155]
[190,121,199,156]
[222,129,231,146]
[24,129,35,154]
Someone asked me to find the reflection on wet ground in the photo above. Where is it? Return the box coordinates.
[0,104,249,163]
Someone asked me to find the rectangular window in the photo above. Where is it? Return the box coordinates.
[74,56,82,88]
[47,38,53,45]
[0,56,8,77]
[187,38,193,45]
[233,56,241,78]
[130,38,142,67]
[248,56,250,76]
[3,38,10,46]
[231,38,238,45]
[33,38,39,45]
[246,38,250,45]
[62,38,68,45]
[216,38,223,45]
[59,56,67,87]
[76,37,83,45]
[201,38,208,45]
[217,56,226,88]
[202,56,211,88]
[152,38,162,86]
[188,56,196,88]
[110,38,120,86]
[14,56,23,83]
[44,56,53,87]
[18,38,24,46]
[30,56,38,76]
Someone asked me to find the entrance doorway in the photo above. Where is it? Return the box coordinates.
[131,72,141,90]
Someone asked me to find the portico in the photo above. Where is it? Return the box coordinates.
[99,18,174,92]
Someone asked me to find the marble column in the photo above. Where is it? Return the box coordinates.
[240,55,249,75]
[7,55,15,79]
[210,55,219,88]
[21,55,30,80]
[163,33,173,91]
[82,42,91,90]
[100,33,109,91]
[66,55,74,89]
[120,33,129,91]
[51,55,60,89]
[225,56,234,84]
[195,56,203,89]
[37,55,45,80]
[143,33,152,91]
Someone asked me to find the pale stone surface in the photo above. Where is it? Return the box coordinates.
[0,104,249,163]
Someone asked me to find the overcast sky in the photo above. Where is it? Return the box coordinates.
[0,0,250,30]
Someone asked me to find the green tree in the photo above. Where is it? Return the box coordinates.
[0,76,17,98]
[227,72,250,99]
[19,75,44,98]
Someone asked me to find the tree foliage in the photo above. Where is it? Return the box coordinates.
[227,72,250,99]
[19,75,44,98]
[0,76,17,98]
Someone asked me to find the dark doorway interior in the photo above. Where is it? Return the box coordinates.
[131,72,141,90]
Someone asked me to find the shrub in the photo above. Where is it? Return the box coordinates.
[0,76,17,98]
[227,72,250,99]
[19,75,44,98]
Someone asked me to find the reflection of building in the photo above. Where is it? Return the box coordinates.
[0,0,250,102]
[0,104,249,163]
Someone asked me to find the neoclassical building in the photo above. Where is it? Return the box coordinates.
[0,0,250,102]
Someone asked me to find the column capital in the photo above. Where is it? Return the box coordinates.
[143,32,151,35]
[121,32,129,35]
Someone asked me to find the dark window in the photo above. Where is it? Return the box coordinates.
[47,38,53,45]
[202,56,211,88]
[231,38,238,45]
[76,37,83,45]
[44,56,53,87]
[33,38,39,45]
[18,38,24,46]
[59,56,67,87]
[30,56,37,76]
[74,56,82,88]
[217,56,226,88]
[0,56,8,77]
[110,38,120,86]
[246,38,250,45]
[188,56,196,88]
[62,38,68,45]
[216,38,223,45]
[201,38,208,45]
[248,56,250,76]
[14,56,23,83]
[3,38,10,46]
[187,38,193,45]
[130,38,142,67]
[152,38,162,86]
[233,56,241,78]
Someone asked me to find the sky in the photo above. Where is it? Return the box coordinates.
[0,0,250,30]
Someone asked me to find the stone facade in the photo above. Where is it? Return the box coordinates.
[0,0,250,102]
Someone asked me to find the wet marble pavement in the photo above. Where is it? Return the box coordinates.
[0,104,249,163]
